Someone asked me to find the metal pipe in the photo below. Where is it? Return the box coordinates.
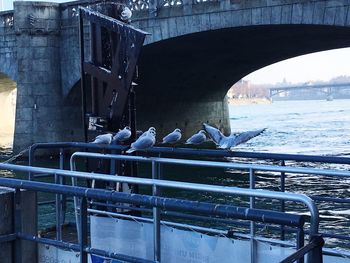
[28,142,350,165]
[70,156,81,243]
[59,148,66,225]
[55,172,62,241]
[0,162,318,235]
[80,198,88,263]
[18,233,155,263]
[69,153,319,235]
[70,152,350,179]
[152,161,161,262]
[249,168,256,263]
[0,176,306,227]
[280,160,286,240]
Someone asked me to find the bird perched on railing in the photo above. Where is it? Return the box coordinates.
[112,126,131,144]
[161,128,182,144]
[126,127,156,153]
[203,123,266,150]
[185,130,207,145]
[91,133,113,144]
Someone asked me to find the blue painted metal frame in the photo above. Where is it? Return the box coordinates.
[0,175,310,263]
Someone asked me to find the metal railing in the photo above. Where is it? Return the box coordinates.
[69,152,320,235]
[0,162,319,263]
[24,142,350,258]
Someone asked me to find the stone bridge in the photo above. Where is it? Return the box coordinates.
[2,0,350,151]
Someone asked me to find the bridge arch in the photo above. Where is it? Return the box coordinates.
[136,24,350,135]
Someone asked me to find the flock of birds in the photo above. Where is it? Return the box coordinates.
[91,123,266,153]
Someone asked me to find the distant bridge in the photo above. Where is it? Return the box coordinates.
[269,83,350,98]
[2,0,350,151]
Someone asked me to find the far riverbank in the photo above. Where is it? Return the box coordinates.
[228,98,271,105]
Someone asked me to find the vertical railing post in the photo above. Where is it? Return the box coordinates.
[59,148,66,225]
[297,228,305,263]
[249,168,256,263]
[71,159,81,242]
[54,172,62,241]
[79,197,88,263]
[307,235,324,263]
[152,160,161,262]
[28,146,34,180]
[280,160,286,240]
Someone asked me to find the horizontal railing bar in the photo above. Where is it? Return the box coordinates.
[71,152,350,178]
[18,233,155,263]
[29,142,350,165]
[0,163,319,234]
[0,162,317,213]
[0,176,304,227]
[90,201,150,213]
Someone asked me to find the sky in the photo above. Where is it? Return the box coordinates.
[2,0,350,85]
[243,47,350,85]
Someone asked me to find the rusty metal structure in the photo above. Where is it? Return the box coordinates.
[78,3,148,192]
[79,3,147,142]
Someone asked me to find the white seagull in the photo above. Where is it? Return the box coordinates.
[120,6,132,22]
[91,133,113,144]
[161,128,182,144]
[126,127,156,153]
[203,123,266,149]
[185,130,206,145]
[112,126,131,144]
[140,127,156,137]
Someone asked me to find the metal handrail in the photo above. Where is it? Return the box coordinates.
[28,141,350,164]
[0,162,318,235]
[71,152,350,178]
[0,162,318,263]
[68,152,319,236]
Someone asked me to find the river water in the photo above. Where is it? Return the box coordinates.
[1,99,350,249]
[228,100,350,248]
[228,99,350,155]
[163,99,350,249]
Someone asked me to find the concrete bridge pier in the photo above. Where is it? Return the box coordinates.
[13,2,63,153]
[137,96,231,140]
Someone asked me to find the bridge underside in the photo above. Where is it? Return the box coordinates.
[137,24,350,137]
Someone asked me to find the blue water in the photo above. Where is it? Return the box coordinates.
[1,99,350,248]
[228,99,350,155]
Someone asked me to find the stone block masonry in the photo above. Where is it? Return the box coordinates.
[13,2,63,152]
[1,0,350,150]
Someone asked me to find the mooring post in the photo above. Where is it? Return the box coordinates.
[14,189,37,263]
[0,187,36,262]
[0,188,15,263]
